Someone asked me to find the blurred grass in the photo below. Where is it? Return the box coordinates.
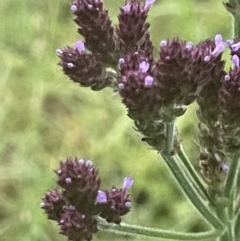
[0,0,231,240]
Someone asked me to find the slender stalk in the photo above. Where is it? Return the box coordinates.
[175,154,210,203]
[98,222,221,240]
[234,209,240,239]
[162,121,175,155]
[224,152,240,200]
[162,154,224,231]
[224,0,240,36]
[161,122,223,230]
[177,145,211,203]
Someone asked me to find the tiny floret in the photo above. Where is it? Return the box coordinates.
[211,42,226,57]
[226,39,234,46]
[118,83,125,89]
[204,56,210,62]
[214,34,223,46]
[144,75,154,86]
[70,4,77,13]
[56,49,63,56]
[67,205,76,210]
[78,159,85,164]
[122,4,131,13]
[96,190,107,203]
[65,177,72,183]
[86,160,93,166]
[125,201,132,208]
[160,40,167,47]
[186,42,193,50]
[232,54,240,68]
[67,63,74,68]
[75,41,85,53]
[145,0,156,9]
[139,61,150,73]
[119,58,125,64]
[88,4,93,10]
[221,163,229,172]
[122,176,134,190]
[224,75,230,81]
[231,42,240,52]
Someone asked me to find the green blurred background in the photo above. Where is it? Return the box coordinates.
[0,0,232,240]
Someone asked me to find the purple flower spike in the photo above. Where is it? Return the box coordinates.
[232,54,240,68]
[75,41,85,53]
[214,34,223,46]
[144,75,154,86]
[139,61,150,73]
[122,176,134,190]
[96,190,107,203]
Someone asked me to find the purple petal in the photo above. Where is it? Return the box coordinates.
[214,34,223,46]
[144,75,154,86]
[221,163,229,172]
[75,41,85,53]
[224,75,230,81]
[232,54,239,68]
[96,190,107,203]
[231,42,240,52]
[145,0,156,9]
[122,4,131,13]
[211,42,226,57]
[139,61,150,73]
[125,201,132,208]
[122,177,134,190]
[70,5,77,13]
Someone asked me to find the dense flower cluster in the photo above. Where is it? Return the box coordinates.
[41,158,133,241]
[56,0,240,199]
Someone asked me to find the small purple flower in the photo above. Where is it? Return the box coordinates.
[144,75,154,86]
[214,34,223,46]
[122,3,131,13]
[231,41,240,52]
[122,176,134,190]
[144,0,156,10]
[70,4,78,13]
[75,40,85,53]
[139,61,150,73]
[96,190,107,204]
[211,42,226,57]
[221,163,229,172]
[232,54,239,68]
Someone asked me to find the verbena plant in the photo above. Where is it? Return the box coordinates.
[41,0,240,240]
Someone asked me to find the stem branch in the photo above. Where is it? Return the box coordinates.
[98,222,220,240]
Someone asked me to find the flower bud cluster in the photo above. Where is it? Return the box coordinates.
[58,0,156,91]
[57,0,240,191]
[41,157,133,241]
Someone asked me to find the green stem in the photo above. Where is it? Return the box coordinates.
[224,152,240,200]
[161,121,223,230]
[177,145,211,204]
[98,222,221,240]
[234,209,240,239]
[224,0,240,36]
[162,154,224,231]
[162,121,175,155]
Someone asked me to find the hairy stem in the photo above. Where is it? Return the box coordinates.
[177,145,211,204]
[98,221,221,240]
